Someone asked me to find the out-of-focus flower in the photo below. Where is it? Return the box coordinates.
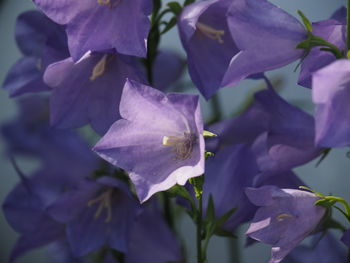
[33,0,152,60]
[3,10,69,97]
[208,88,320,174]
[94,79,204,202]
[47,177,139,256]
[341,228,350,249]
[203,143,304,231]
[312,59,350,147]
[44,51,144,135]
[246,186,326,263]
[283,233,347,263]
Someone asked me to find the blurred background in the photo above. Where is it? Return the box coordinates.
[0,0,347,262]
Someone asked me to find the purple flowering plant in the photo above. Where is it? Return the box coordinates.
[2,0,350,263]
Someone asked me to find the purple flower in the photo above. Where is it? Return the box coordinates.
[178,0,240,99]
[284,233,347,263]
[224,0,306,88]
[3,10,69,97]
[299,9,346,88]
[153,50,185,91]
[3,170,69,262]
[1,96,98,175]
[207,87,320,174]
[93,79,204,202]
[246,186,326,263]
[47,177,139,256]
[124,204,182,263]
[44,51,144,135]
[341,228,350,248]
[178,0,305,99]
[33,0,152,60]
[312,59,350,147]
[250,89,320,174]
[203,143,304,231]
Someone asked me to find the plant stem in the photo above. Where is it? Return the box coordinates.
[162,192,174,229]
[197,193,203,263]
[347,0,350,51]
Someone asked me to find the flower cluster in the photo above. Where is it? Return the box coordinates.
[1,0,350,263]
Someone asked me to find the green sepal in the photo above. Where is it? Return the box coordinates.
[297,10,313,33]
[315,198,337,208]
[189,176,204,199]
[166,184,196,218]
[167,2,182,15]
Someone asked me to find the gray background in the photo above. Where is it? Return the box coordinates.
[0,0,348,262]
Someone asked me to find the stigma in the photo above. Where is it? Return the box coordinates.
[276,213,294,222]
[162,132,196,160]
[97,0,120,8]
[87,188,113,223]
[196,22,225,44]
[90,54,109,81]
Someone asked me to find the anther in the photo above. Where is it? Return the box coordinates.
[197,22,225,44]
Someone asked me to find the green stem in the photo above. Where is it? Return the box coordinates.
[162,192,174,229]
[347,0,350,51]
[197,193,203,263]
[228,237,240,263]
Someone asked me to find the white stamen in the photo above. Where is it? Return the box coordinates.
[90,54,109,81]
[162,132,196,160]
[197,22,225,44]
[87,188,113,223]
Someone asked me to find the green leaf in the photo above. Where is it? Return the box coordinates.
[167,185,196,212]
[216,207,236,226]
[160,17,177,35]
[297,10,312,33]
[167,2,182,15]
[206,195,216,222]
[315,199,337,208]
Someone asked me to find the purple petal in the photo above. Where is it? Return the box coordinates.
[224,0,306,87]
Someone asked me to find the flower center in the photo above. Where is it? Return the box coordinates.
[162,132,196,160]
[87,188,113,223]
[90,54,111,81]
[196,22,225,44]
[97,0,120,8]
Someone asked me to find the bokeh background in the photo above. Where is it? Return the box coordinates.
[0,0,347,262]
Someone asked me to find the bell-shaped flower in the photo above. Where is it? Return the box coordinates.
[299,8,346,88]
[47,177,139,256]
[246,186,326,263]
[312,59,350,147]
[223,0,306,89]
[3,10,69,97]
[93,79,205,202]
[207,86,320,174]
[203,143,304,231]
[179,0,306,99]
[33,0,152,60]
[284,233,347,263]
[1,96,98,175]
[44,51,145,135]
[178,0,240,99]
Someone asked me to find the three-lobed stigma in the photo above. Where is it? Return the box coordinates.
[196,22,225,44]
